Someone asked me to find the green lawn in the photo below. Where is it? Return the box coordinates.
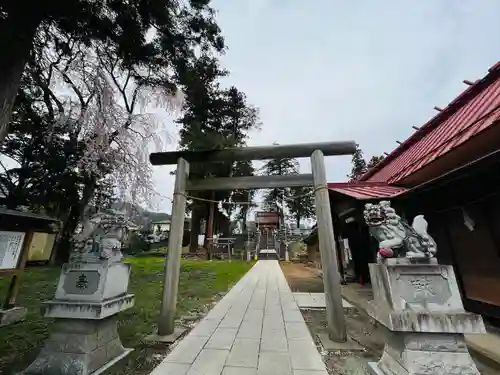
[0,257,254,374]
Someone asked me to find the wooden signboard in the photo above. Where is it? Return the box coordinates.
[255,212,279,225]
[0,231,26,271]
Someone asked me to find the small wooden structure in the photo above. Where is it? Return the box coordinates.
[255,211,280,231]
[0,208,60,326]
[211,237,236,259]
[303,225,320,267]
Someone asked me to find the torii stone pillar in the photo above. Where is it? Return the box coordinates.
[311,149,347,342]
[146,157,190,342]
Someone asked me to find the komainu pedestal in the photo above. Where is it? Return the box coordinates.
[21,261,134,375]
[21,211,134,375]
[367,258,485,375]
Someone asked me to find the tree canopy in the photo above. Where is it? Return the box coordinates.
[347,143,367,182]
[0,0,261,261]
[286,186,315,228]
[175,53,261,246]
[260,155,299,215]
[347,143,384,182]
[367,155,385,169]
[260,156,315,227]
[0,0,225,142]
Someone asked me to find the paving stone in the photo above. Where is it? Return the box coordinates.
[225,338,260,368]
[222,366,257,375]
[165,336,209,364]
[262,324,285,334]
[257,352,292,375]
[150,362,190,375]
[262,314,284,330]
[219,315,244,328]
[283,309,305,323]
[205,328,238,350]
[186,349,229,375]
[190,319,220,337]
[292,371,328,375]
[260,333,288,352]
[227,308,248,318]
[237,320,262,339]
[248,302,265,310]
[205,305,231,320]
[243,309,264,322]
[281,304,297,311]
[264,307,282,316]
[280,298,297,306]
[261,326,286,341]
[288,339,325,371]
[285,322,312,339]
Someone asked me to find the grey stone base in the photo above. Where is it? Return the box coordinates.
[0,306,27,326]
[318,333,365,351]
[20,316,131,375]
[365,261,486,375]
[371,329,481,375]
[368,302,486,334]
[145,327,186,344]
[44,294,135,320]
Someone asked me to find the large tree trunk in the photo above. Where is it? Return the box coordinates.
[242,210,248,232]
[53,204,81,264]
[5,168,30,209]
[189,206,202,252]
[0,10,42,143]
[53,178,97,264]
[216,212,230,237]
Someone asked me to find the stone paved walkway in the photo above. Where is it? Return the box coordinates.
[150,260,327,375]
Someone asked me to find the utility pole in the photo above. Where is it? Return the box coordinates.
[310,149,347,342]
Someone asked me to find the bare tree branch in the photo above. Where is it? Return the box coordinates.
[58,69,86,108]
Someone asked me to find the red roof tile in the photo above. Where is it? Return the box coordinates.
[360,61,500,184]
[328,182,407,200]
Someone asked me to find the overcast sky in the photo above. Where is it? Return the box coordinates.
[152,0,500,213]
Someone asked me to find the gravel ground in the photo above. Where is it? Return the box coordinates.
[303,308,380,375]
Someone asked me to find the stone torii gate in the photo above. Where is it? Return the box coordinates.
[148,141,357,343]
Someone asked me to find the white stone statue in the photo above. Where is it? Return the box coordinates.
[363,200,437,260]
[71,210,128,263]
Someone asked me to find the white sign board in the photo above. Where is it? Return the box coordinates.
[198,235,205,246]
[0,231,26,270]
[343,238,352,264]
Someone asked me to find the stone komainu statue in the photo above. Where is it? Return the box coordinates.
[70,211,128,263]
[363,200,437,260]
